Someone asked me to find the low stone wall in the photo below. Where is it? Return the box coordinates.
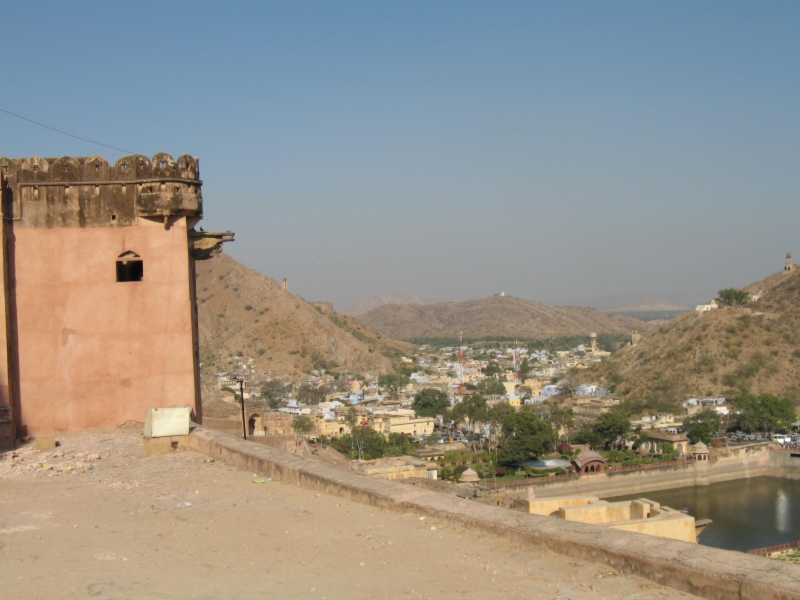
[248,434,295,452]
[202,417,244,437]
[501,445,790,499]
[188,425,800,600]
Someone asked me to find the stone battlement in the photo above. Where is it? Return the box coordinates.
[0,153,202,227]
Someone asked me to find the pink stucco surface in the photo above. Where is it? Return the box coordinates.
[12,216,198,435]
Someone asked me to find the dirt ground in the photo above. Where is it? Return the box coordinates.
[0,431,700,600]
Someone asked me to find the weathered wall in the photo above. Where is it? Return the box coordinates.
[0,153,210,436]
[188,425,800,600]
[11,217,197,435]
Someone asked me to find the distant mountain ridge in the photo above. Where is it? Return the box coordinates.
[354,295,646,341]
[341,293,447,316]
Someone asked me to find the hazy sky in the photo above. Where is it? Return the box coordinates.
[1,2,798,310]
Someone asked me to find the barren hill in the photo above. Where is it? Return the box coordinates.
[195,253,412,380]
[355,295,646,341]
[574,267,800,412]
[341,293,447,316]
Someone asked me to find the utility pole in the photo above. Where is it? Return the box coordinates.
[237,378,247,440]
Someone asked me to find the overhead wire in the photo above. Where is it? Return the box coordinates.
[0,104,135,154]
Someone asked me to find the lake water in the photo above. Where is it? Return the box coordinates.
[522,459,572,469]
[608,476,800,552]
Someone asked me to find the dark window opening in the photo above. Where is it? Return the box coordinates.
[116,252,143,282]
[111,214,117,222]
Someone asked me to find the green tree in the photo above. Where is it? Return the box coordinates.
[297,385,328,405]
[451,394,488,435]
[592,411,631,447]
[548,407,575,442]
[572,428,604,449]
[733,393,796,433]
[487,403,516,428]
[385,432,414,456]
[683,409,723,444]
[412,388,451,418]
[519,357,532,382]
[344,406,358,429]
[351,426,386,460]
[497,412,556,466]
[476,377,507,395]
[658,442,679,460]
[718,288,749,307]
[293,415,313,436]
[378,373,410,396]
[262,380,289,409]
[481,361,502,377]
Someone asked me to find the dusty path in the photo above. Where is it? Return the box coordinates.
[0,431,699,599]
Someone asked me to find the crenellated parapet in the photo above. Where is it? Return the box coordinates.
[0,153,203,228]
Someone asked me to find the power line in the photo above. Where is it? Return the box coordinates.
[0,104,135,154]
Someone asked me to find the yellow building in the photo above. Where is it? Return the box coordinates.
[525,496,697,543]
[573,397,621,425]
[369,409,435,438]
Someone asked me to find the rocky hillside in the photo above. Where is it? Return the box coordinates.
[355,295,646,341]
[195,253,413,379]
[574,267,800,413]
[340,293,447,316]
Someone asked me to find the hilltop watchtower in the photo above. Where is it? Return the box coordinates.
[785,252,794,273]
[0,153,232,442]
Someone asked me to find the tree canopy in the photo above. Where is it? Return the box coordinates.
[296,385,328,405]
[497,412,556,466]
[344,406,358,429]
[350,426,385,460]
[451,394,488,428]
[487,402,516,427]
[378,373,410,395]
[481,361,502,377]
[412,388,450,417]
[476,377,507,396]
[292,415,313,435]
[718,288,749,307]
[683,409,723,444]
[592,410,631,446]
[262,380,289,409]
[732,393,796,433]
[519,357,532,382]
[547,407,575,442]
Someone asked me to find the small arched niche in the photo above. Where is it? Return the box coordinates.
[116,251,143,282]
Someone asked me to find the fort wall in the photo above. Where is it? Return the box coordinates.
[188,424,800,600]
[11,219,197,434]
[0,153,228,440]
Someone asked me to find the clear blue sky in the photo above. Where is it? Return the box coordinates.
[2,1,798,309]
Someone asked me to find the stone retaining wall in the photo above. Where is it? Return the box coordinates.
[504,444,793,499]
[188,424,800,600]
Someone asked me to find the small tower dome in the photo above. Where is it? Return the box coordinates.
[460,467,479,484]
[692,441,710,461]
